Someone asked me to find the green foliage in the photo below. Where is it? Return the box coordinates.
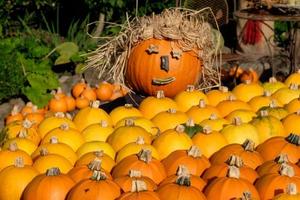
[182,123,203,138]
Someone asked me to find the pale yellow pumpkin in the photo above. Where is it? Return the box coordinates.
[2,137,37,156]
[285,69,300,86]
[262,77,286,94]
[259,101,289,120]
[81,120,114,142]
[199,114,230,131]
[115,117,158,136]
[282,111,300,134]
[109,104,143,125]
[206,86,233,106]
[285,96,300,114]
[225,109,257,123]
[76,141,116,160]
[272,84,300,105]
[232,80,264,102]
[216,95,252,117]
[152,125,193,159]
[174,85,208,112]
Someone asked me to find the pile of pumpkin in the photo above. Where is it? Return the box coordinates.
[3,70,300,199]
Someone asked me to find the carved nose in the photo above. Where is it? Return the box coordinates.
[160,56,169,72]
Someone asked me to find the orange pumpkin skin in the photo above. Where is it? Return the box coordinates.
[126,38,202,97]
[159,174,206,191]
[22,168,75,200]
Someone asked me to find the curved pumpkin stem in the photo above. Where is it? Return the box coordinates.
[88,158,102,171]
[285,133,300,146]
[188,145,202,158]
[131,180,148,192]
[14,157,24,168]
[275,154,289,164]
[129,170,142,178]
[287,183,298,195]
[176,175,191,187]
[227,166,240,179]
[176,165,190,176]
[280,163,295,177]
[46,167,61,176]
[91,170,107,181]
[242,139,255,152]
[226,155,244,168]
[138,149,152,163]
[8,142,18,151]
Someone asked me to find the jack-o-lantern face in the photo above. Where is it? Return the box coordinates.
[126,38,202,97]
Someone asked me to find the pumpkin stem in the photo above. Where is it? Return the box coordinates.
[22,119,33,129]
[285,133,300,146]
[186,85,195,92]
[138,149,152,163]
[186,118,195,127]
[8,142,18,151]
[167,108,177,114]
[199,99,206,108]
[176,165,190,176]
[244,79,251,84]
[242,139,255,152]
[54,112,66,118]
[176,175,191,187]
[18,129,28,138]
[125,118,135,126]
[94,150,104,157]
[188,145,202,158]
[60,123,70,130]
[46,167,61,176]
[136,136,145,145]
[90,100,100,108]
[233,117,242,126]
[203,125,212,134]
[219,86,229,93]
[88,158,102,171]
[131,180,148,192]
[275,154,289,164]
[226,155,244,167]
[289,83,299,91]
[227,166,240,179]
[50,136,59,144]
[263,90,271,97]
[40,147,49,156]
[270,100,277,108]
[124,104,133,108]
[66,113,72,120]
[11,105,21,115]
[129,170,142,178]
[156,90,165,99]
[175,125,185,133]
[209,113,218,120]
[32,105,38,113]
[14,157,24,168]
[26,102,33,107]
[279,163,295,177]
[100,120,108,128]
[228,95,236,101]
[269,77,277,83]
[241,191,252,200]
[260,110,269,117]
[91,170,107,181]
[287,183,298,195]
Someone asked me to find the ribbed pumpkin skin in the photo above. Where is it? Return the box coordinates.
[225,109,257,123]
[199,117,229,132]
[126,38,202,97]
[114,175,157,193]
[285,98,300,113]
[206,88,232,107]
[0,148,32,171]
[33,154,73,174]
[68,165,112,183]
[282,113,300,134]
[256,160,300,177]
[272,87,300,105]
[109,105,143,125]
[115,117,158,136]
[186,104,221,124]
[76,141,116,160]
[232,82,264,102]
[159,174,207,191]
[285,71,300,85]
[2,138,37,155]
[81,122,114,142]
[118,191,161,200]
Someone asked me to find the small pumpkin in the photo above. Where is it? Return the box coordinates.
[22,167,75,200]
[225,109,257,123]
[72,78,87,98]
[64,94,76,112]
[248,90,283,112]
[232,80,264,102]
[76,141,116,160]
[95,81,114,101]
[49,95,68,113]
[216,95,252,117]
[110,104,143,125]
[206,86,232,107]
[272,84,300,105]
[262,77,286,94]
[239,68,259,83]
[273,183,300,199]
[285,69,300,86]
[282,111,300,135]
[2,137,37,155]
[285,96,300,114]
[81,120,114,142]
[115,117,158,136]
[80,84,97,101]
[75,95,90,109]
[199,114,229,131]
[258,100,288,120]
[5,105,23,125]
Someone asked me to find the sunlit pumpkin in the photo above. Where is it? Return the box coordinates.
[225,109,257,123]
[206,86,232,106]
[216,95,252,117]
[272,84,300,105]
[282,111,300,134]
[199,114,229,131]
[258,100,288,120]
[248,90,283,112]
[95,81,114,101]
[273,183,300,199]
[109,104,143,125]
[262,77,286,94]
[2,137,37,155]
[76,141,116,160]
[285,96,300,113]
[5,105,23,125]
[81,120,114,142]
[285,69,300,86]
[232,80,264,102]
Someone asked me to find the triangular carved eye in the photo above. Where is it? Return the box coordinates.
[146,44,159,54]
[171,49,182,59]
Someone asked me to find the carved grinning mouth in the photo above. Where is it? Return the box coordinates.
[152,77,176,85]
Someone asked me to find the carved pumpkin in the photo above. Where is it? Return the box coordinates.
[273,183,300,199]
[126,38,202,97]
[109,104,143,125]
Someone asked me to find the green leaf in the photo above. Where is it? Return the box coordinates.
[75,63,86,74]
[55,54,72,65]
[56,42,79,56]
[182,123,203,138]
[22,86,53,108]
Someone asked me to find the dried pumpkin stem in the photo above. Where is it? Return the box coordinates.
[176,165,190,176]
[11,105,21,115]
[176,175,191,186]
[88,158,102,171]
[219,86,228,93]
[50,136,59,144]
[40,148,49,156]
[286,133,300,146]
[124,104,133,108]
[199,99,206,108]
[233,117,242,126]
[60,123,70,130]
[168,108,177,114]
[186,85,195,92]
[54,112,66,118]
[138,149,152,163]
[209,113,218,120]
[263,90,271,97]
[100,120,109,128]
[287,183,298,195]
[125,118,135,126]
[186,118,195,127]
[129,170,142,178]
[203,125,212,134]
[175,125,185,133]
[46,167,61,176]
[289,84,299,90]
[241,191,252,200]
[270,100,277,108]
[260,110,269,117]
[226,155,244,168]
[90,100,101,108]
[136,136,145,145]
[94,150,104,157]
[188,145,201,158]
[275,154,289,164]
[228,95,236,101]
[242,139,255,152]
[269,77,277,83]
[14,157,24,168]
[91,170,107,181]
[280,163,295,177]
[227,166,240,179]
[156,90,165,99]
[23,119,33,129]
[8,142,18,151]
[131,180,147,192]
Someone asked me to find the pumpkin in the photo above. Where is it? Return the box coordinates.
[174,85,208,112]
[255,164,300,200]
[239,68,259,83]
[273,183,300,199]
[25,110,45,126]
[159,165,207,191]
[248,90,283,112]
[2,137,37,156]
[259,100,288,120]
[204,166,260,200]
[186,99,221,124]
[76,141,116,160]
[49,95,68,113]
[0,143,32,171]
[232,80,264,102]
[206,86,232,107]
[72,79,87,98]
[73,100,112,131]
[0,157,38,200]
[67,171,120,200]
[75,150,115,172]
[157,175,207,200]
[117,180,161,200]
[221,117,260,146]
[139,90,179,119]
[112,149,167,184]
[199,114,229,131]
[285,97,300,113]
[64,95,76,112]
[115,117,158,136]
[256,133,300,163]
[38,112,77,138]
[21,102,45,116]
[152,125,193,159]
[107,119,152,152]
[285,69,300,86]
[41,123,84,151]
[68,158,112,183]
[5,105,23,125]
[272,84,300,105]
[95,81,114,101]
[81,120,114,142]
[75,96,90,109]
[192,126,228,158]
[282,111,300,134]
[110,104,143,125]
[202,155,259,184]
[23,167,75,200]
[31,136,77,165]
[126,38,202,97]
[162,145,210,176]
[250,110,287,143]
[32,148,73,173]
[256,154,300,177]
[116,136,160,162]
[262,77,286,94]
[225,109,257,123]
[81,84,97,101]
[216,95,252,117]
[210,139,264,169]
[114,170,157,193]
[151,108,188,133]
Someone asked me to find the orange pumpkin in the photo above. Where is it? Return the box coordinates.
[285,96,300,113]
[206,86,232,107]
[126,38,202,97]
[81,84,97,101]
[216,95,252,117]
[95,81,114,101]
[49,95,68,113]
[239,68,259,83]
[232,80,264,102]
[273,183,300,199]
[72,78,87,98]
[282,111,300,135]
[5,105,23,125]
[75,96,90,109]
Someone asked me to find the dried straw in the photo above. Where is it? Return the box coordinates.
[85,7,222,91]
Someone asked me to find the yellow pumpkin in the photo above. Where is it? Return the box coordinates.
[285,96,300,114]
[76,141,116,160]
[262,77,286,94]
[186,99,222,124]
[199,114,229,131]
[282,111,300,135]
[273,183,300,199]
[115,117,158,136]
[31,136,77,165]
[232,80,264,102]
[109,104,143,125]
[192,126,228,158]
[151,108,188,133]
[139,90,179,119]
[216,95,252,117]
[107,119,152,152]
[41,123,84,151]
[248,91,283,112]
[206,86,233,106]
[285,69,300,86]
[73,100,112,131]
[272,84,300,105]
[225,109,257,123]
[221,117,260,145]
[152,125,193,159]
[251,110,287,143]
[38,112,77,138]
[81,120,114,142]
[174,85,208,112]
[2,137,37,156]
[116,136,160,162]
[259,101,289,120]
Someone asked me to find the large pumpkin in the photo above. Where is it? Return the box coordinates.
[126,38,202,97]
